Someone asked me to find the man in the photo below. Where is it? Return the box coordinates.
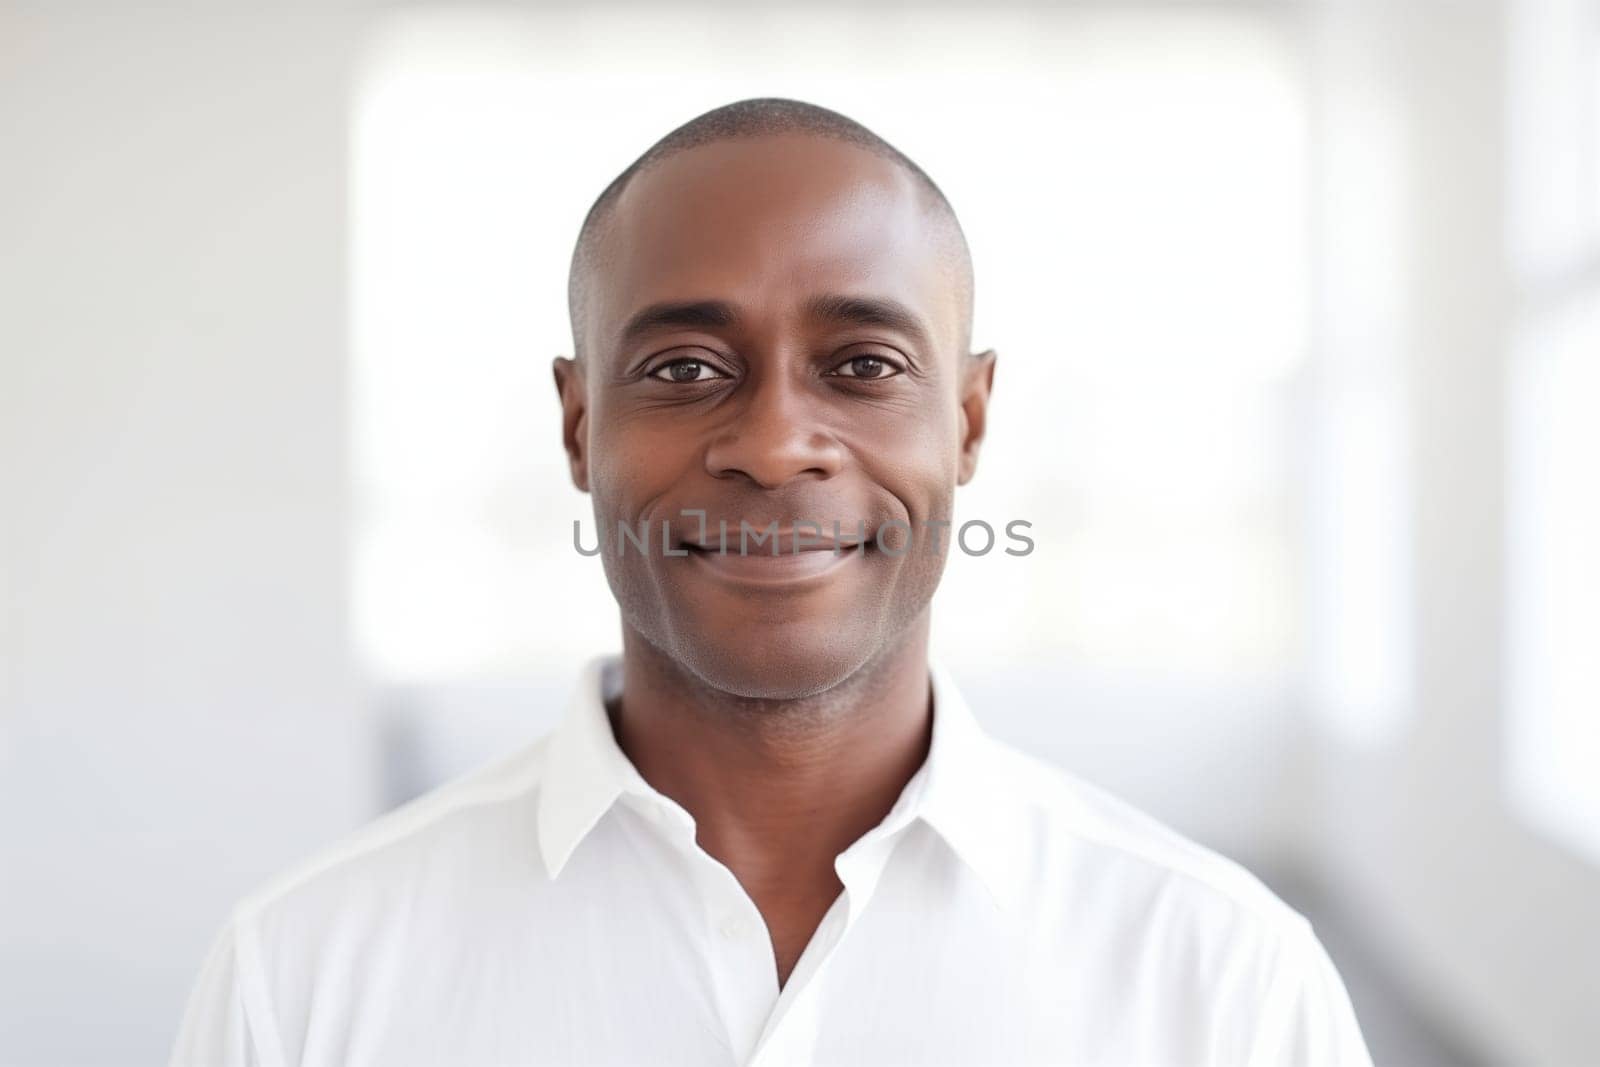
[173,97,1373,1066]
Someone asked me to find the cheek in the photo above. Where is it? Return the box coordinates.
[587,412,696,522]
[585,418,683,632]
[851,399,963,519]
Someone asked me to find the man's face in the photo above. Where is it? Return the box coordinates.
[555,133,993,699]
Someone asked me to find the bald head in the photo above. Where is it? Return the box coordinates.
[566,97,975,363]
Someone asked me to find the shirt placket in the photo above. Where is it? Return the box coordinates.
[618,780,925,1067]
[621,790,783,1063]
[694,851,785,1063]
[745,828,912,1067]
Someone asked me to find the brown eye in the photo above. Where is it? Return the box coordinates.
[831,353,904,379]
[649,358,726,383]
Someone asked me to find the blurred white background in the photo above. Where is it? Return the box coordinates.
[2,1,1597,1064]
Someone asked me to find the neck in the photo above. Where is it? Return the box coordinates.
[611,614,934,897]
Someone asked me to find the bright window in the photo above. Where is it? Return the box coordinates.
[1305,6,1415,748]
[1504,0,1600,865]
[351,7,1307,687]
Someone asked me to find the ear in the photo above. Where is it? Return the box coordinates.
[552,355,590,492]
[956,349,997,485]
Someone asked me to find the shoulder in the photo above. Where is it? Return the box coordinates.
[235,733,556,936]
[987,737,1309,938]
[927,722,1376,1062]
[171,737,558,1064]
[977,741,1369,1060]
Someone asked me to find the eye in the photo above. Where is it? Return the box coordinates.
[829,352,905,380]
[648,357,730,384]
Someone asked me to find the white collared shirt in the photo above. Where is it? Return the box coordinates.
[172,655,1373,1067]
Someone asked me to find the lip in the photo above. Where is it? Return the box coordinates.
[681,540,866,586]
[678,526,869,550]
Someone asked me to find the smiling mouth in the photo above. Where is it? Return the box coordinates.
[677,537,870,585]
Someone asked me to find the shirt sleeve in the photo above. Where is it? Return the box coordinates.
[169,914,263,1067]
[1246,917,1376,1067]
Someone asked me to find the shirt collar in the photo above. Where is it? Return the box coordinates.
[536,653,1028,912]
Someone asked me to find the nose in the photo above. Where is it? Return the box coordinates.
[703,372,844,489]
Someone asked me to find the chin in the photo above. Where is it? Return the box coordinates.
[670,628,875,702]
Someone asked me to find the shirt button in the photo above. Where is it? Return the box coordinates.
[718,915,755,941]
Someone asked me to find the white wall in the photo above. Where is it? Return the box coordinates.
[1305,2,1600,1062]
[0,6,378,1063]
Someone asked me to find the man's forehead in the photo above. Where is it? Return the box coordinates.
[584,135,962,355]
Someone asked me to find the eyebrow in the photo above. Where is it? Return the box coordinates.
[803,294,935,355]
[618,300,737,349]
[616,294,936,356]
